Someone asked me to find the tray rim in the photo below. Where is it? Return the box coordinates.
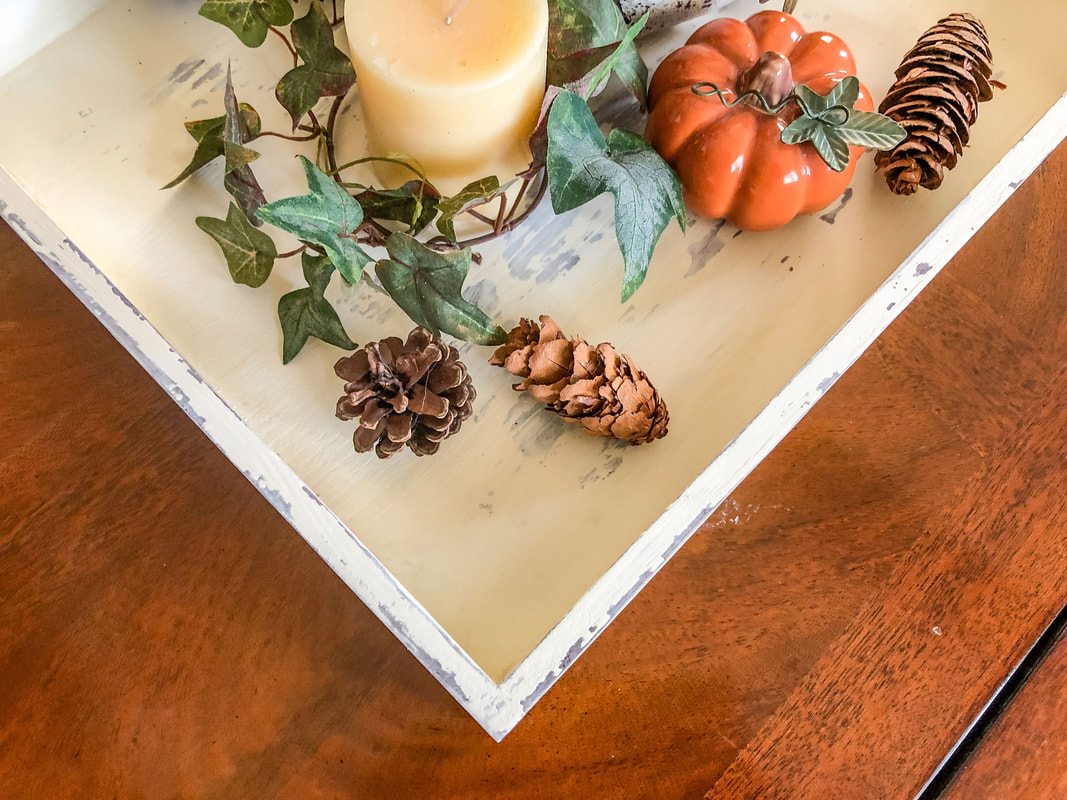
[3,85,1064,740]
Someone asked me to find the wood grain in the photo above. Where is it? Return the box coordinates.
[941,624,1067,800]
[1,143,1066,798]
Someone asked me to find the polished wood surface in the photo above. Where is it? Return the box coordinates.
[942,627,1067,800]
[2,143,1065,799]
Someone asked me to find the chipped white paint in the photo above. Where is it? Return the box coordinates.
[1,0,1065,740]
[615,0,734,30]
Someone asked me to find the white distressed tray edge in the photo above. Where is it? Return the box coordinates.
[4,92,1065,742]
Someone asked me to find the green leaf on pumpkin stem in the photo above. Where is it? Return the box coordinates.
[196,202,278,288]
[782,78,906,172]
[545,90,685,302]
[375,233,507,346]
[256,155,373,285]
[355,181,441,236]
[782,116,851,172]
[275,2,357,128]
[221,65,267,222]
[435,176,502,243]
[277,251,357,364]
[833,110,908,150]
[795,77,859,120]
[198,0,294,48]
[162,103,261,189]
[547,0,648,107]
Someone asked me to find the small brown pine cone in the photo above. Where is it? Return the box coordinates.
[875,13,998,195]
[335,327,475,458]
[491,315,668,445]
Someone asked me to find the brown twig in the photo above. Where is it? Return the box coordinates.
[269,25,298,68]
[494,192,508,234]
[324,95,344,178]
[253,129,320,143]
[278,245,307,259]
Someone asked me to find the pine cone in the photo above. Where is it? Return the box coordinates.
[335,327,475,458]
[875,13,997,195]
[491,316,669,445]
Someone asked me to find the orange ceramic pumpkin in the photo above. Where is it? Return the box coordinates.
[646,11,874,231]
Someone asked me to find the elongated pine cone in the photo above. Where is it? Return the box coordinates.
[874,13,997,195]
[335,327,475,458]
[490,316,668,445]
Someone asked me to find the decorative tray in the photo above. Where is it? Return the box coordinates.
[1,0,1064,739]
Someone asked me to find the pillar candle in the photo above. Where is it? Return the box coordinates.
[345,0,548,194]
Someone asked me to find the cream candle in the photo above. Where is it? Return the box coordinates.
[345,0,548,194]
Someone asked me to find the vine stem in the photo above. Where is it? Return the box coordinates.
[450,172,548,249]
[324,95,344,177]
[278,245,307,259]
[269,25,298,69]
[253,129,320,143]
[319,84,547,253]
[691,82,850,125]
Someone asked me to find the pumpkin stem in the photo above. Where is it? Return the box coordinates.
[737,52,794,108]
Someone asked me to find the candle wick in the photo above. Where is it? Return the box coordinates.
[444,0,469,25]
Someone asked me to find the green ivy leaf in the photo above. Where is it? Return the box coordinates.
[300,250,335,300]
[163,103,261,189]
[355,181,440,235]
[435,176,501,243]
[256,155,372,284]
[277,253,357,364]
[581,12,648,105]
[275,2,357,128]
[375,233,506,345]
[548,0,627,62]
[547,0,647,107]
[545,90,685,301]
[198,0,294,48]
[196,202,277,287]
[220,65,267,222]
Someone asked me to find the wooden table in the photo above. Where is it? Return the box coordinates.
[2,143,1065,799]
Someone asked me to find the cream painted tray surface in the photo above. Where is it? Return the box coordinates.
[1,0,1065,740]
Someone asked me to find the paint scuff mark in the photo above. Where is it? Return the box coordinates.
[168,385,209,428]
[817,371,841,393]
[242,470,293,519]
[169,58,206,84]
[819,188,854,224]
[520,670,558,712]
[192,62,223,91]
[914,261,933,277]
[685,218,728,276]
[3,211,44,246]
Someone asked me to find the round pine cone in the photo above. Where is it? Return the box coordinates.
[875,13,997,195]
[491,316,668,445]
[335,327,475,458]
